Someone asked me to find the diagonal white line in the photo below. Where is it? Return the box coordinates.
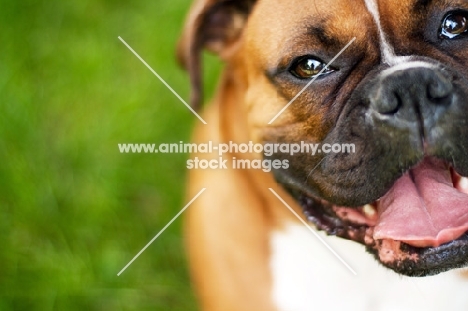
[268,188,357,275]
[117,188,206,276]
[118,36,207,125]
[268,37,356,125]
[306,156,326,180]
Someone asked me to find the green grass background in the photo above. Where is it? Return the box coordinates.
[0,0,222,309]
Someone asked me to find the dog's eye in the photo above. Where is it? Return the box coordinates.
[289,57,334,79]
[440,11,468,39]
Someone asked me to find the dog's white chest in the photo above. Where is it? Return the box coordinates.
[269,224,468,311]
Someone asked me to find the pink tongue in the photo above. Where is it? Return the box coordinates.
[373,158,468,248]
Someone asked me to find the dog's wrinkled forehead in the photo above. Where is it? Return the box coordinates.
[245,0,370,68]
[245,0,467,68]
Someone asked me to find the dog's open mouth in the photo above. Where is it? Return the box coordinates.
[298,157,468,276]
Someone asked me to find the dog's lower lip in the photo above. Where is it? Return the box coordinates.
[299,194,374,241]
[376,234,468,276]
[299,192,468,276]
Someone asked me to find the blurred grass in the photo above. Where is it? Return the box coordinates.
[0,0,222,310]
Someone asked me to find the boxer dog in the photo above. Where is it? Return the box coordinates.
[177,0,468,310]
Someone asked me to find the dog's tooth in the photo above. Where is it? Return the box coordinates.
[363,204,376,217]
[458,177,468,193]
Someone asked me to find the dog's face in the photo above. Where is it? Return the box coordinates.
[179,0,468,276]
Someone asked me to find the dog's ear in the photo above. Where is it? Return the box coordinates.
[177,0,256,110]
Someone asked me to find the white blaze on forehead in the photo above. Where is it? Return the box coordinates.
[381,61,438,77]
[364,0,409,65]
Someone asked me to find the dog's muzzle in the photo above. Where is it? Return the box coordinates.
[272,61,468,277]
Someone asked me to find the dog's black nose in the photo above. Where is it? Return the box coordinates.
[369,67,453,120]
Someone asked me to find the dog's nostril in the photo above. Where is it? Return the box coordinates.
[374,91,402,115]
[427,76,453,102]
